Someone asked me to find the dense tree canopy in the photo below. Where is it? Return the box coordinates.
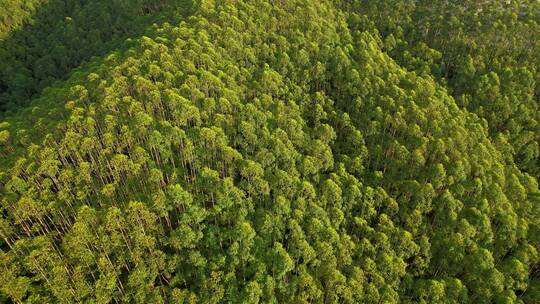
[0,0,539,303]
[0,0,195,114]
[0,0,44,39]
[341,0,540,178]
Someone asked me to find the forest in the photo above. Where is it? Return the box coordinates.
[0,0,539,303]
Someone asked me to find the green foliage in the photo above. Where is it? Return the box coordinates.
[0,0,539,303]
[341,0,540,177]
[0,0,47,40]
[0,0,196,113]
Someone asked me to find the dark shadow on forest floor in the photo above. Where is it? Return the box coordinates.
[0,0,196,115]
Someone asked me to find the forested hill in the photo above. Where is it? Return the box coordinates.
[341,0,540,179]
[0,0,195,114]
[0,0,539,303]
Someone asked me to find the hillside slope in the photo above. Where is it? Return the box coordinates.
[0,0,539,303]
[0,0,195,114]
[341,0,540,178]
